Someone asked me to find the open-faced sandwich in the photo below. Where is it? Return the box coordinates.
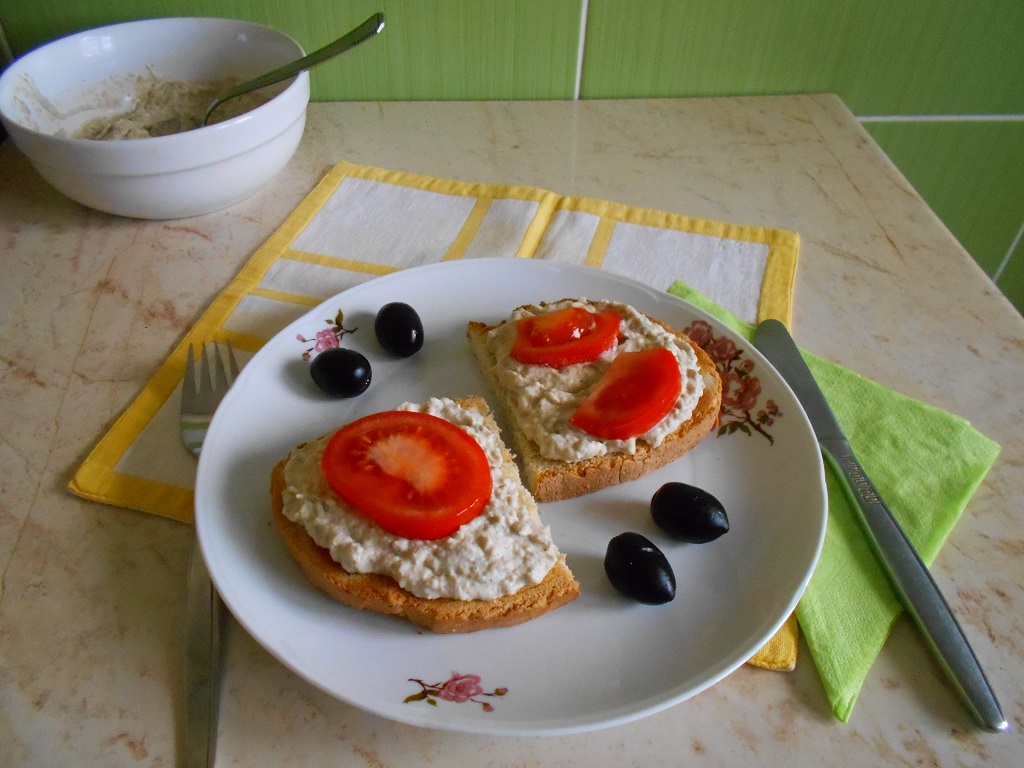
[467,299,723,502]
[271,395,580,633]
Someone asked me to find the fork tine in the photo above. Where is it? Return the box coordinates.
[212,343,229,396]
[181,341,238,421]
[184,344,197,398]
[225,341,239,380]
[198,343,213,399]
[181,341,238,457]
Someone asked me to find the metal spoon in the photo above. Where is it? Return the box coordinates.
[202,12,384,126]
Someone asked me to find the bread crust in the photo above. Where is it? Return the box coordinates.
[270,396,580,634]
[467,302,723,503]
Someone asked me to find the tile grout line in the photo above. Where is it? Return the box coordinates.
[857,111,1023,294]
[574,0,590,100]
[858,114,1024,123]
[0,18,13,63]
[993,218,1024,284]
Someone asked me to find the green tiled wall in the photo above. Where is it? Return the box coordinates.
[580,1,1023,115]
[0,1,584,101]
[1000,236,1024,311]
[578,0,1024,315]
[2,0,1022,314]
[861,120,1024,277]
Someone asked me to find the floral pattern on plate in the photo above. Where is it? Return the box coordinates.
[297,308,355,360]
[684,319,781,444]
[405,672,508,713]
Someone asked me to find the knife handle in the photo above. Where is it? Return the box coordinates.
[821,440,1008,733]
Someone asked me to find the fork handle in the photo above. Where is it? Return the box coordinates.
[181,415,212,457]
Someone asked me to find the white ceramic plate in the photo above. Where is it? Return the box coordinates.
[195,259,827,735]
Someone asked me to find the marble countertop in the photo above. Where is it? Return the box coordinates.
[1,95,1022,766]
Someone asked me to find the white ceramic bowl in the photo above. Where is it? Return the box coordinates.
[0,17,310,219]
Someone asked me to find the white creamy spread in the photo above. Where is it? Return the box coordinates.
[74,71,271,140]
[486,299,705,461]
[281,397,560,601]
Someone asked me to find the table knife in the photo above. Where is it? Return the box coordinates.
[753,319,1007,732]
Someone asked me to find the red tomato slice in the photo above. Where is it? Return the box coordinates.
[570,348,683,440]
[321,411,492,540]
[510,306,620,369]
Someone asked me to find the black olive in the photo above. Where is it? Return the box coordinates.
[651,482,729,543]
[604,532,676,605]
[374,302,424,357]
[310,347,371,397]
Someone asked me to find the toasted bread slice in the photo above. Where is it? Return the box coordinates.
[271,396,580,634]
[467,303,723,502]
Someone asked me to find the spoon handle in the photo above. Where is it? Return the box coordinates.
[203,12,384,124]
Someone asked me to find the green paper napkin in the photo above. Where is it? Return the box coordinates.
[668,280,1001,722]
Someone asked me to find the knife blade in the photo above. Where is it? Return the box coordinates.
[753,318,1007,733]
[184,538,223,767]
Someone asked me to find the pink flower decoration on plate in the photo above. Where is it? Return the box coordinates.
[297,309,356,360]
[438,673,483,703]
[405,672,508,713]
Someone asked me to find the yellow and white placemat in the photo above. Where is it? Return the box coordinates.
[69,160,800,666]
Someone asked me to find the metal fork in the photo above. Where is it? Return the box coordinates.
[181,342,239,456]
[181,342,238,768]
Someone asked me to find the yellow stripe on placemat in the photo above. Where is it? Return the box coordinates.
[443,198,492,261]
[584,218,617,268]
[283,250,401,276]
[516,192,561,259]
[332,161,556,205]
[756,229,800,326]
[67,343,198,520]
[249,287,325,308]
[67,331,261,523]
[552,194,799,326]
